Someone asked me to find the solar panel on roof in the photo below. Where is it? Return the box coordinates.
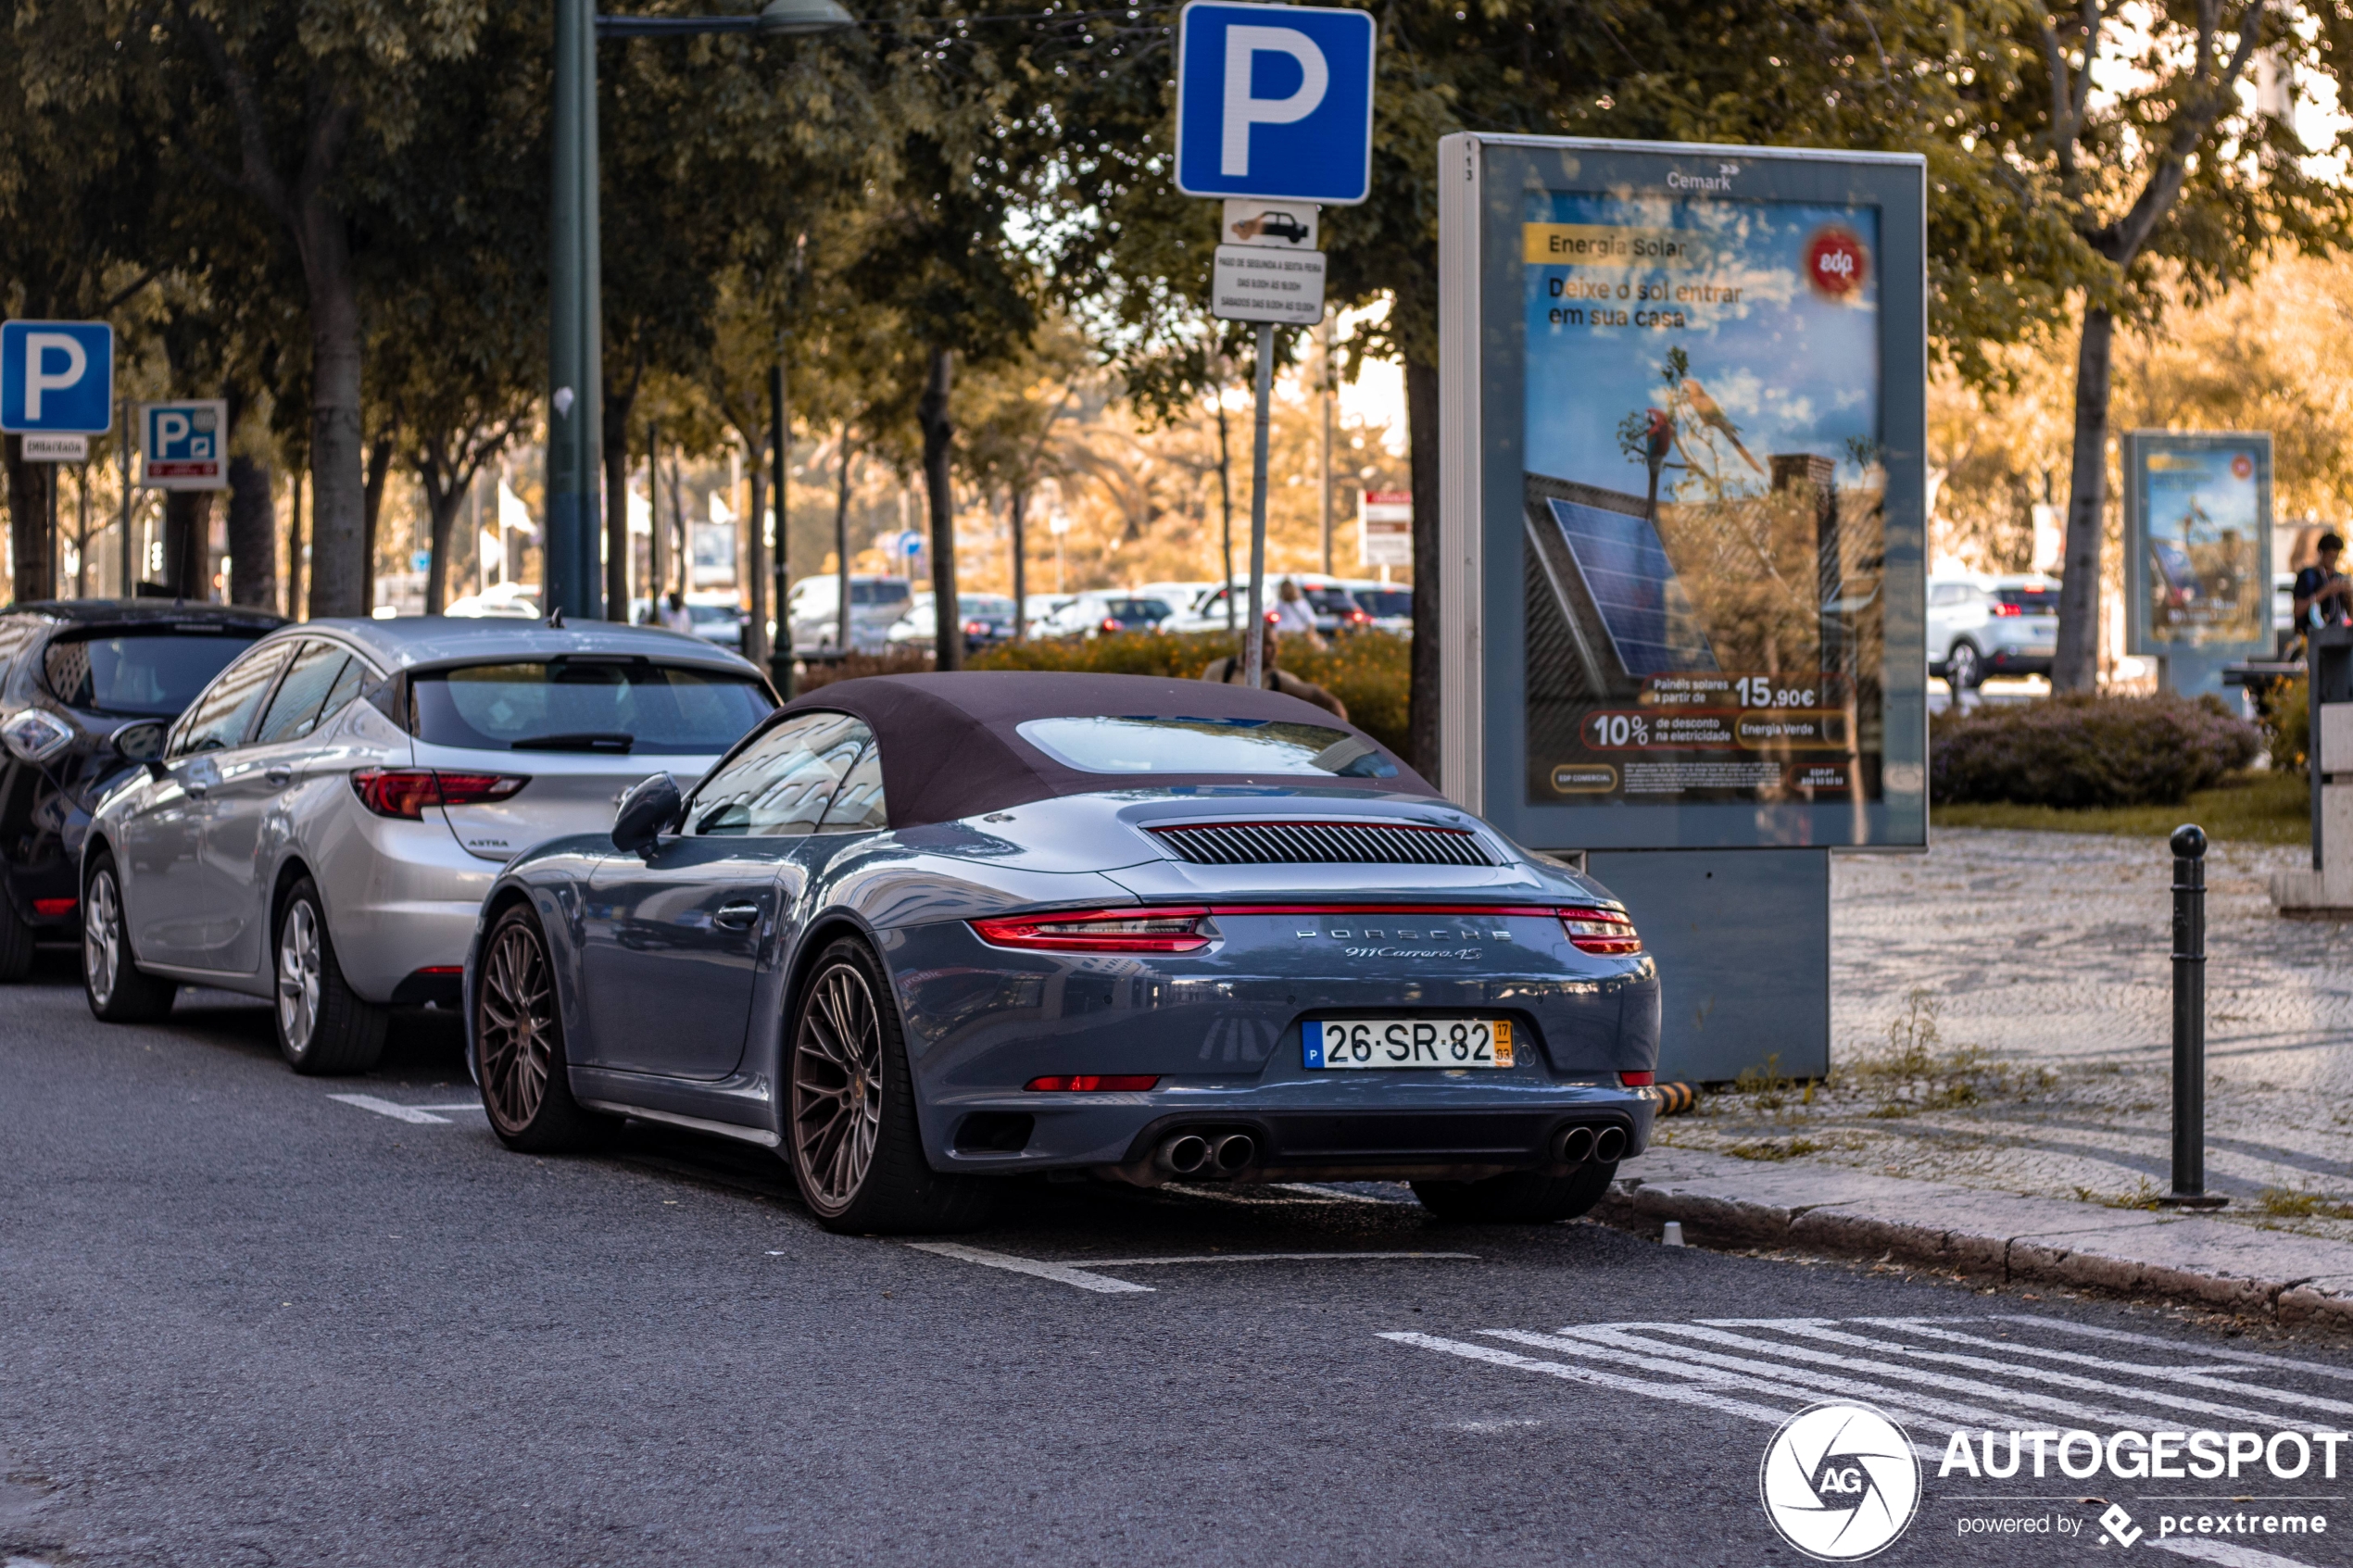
[1542,498,1718,674]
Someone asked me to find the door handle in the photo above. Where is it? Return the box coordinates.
[266,767,294,787]
[713,903,761,930]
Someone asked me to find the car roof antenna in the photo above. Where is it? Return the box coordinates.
[547,606,565,629]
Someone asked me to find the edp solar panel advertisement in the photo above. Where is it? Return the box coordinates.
[2121,431,2272,656]
[1437,137,1928,849]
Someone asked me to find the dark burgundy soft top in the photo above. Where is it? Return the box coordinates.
[771,671,1434,828]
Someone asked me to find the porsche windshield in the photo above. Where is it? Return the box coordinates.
[1016,716,1397,778]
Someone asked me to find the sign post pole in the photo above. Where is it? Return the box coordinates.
[118,398,132,596]
[1245,320,1276,685]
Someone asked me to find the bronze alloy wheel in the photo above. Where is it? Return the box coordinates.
[789,960,886,1215]
[478,916,560,1137]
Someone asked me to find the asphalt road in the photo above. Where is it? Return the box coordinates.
[6,948,2352,1568]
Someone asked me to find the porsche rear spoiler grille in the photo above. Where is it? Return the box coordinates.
[1149,822,1495,868]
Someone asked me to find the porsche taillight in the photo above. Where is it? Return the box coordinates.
[1560,906,1641,955]
[970,907,1213,953]
[350,768,529,820]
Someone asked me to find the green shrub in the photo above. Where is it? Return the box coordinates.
[972,630,1413,759]
[1931,693,2261,808]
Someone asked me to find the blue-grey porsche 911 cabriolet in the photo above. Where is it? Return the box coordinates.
[465,671,1660,1234]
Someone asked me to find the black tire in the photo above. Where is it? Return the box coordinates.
[1412,1160,1619,1224]
[786,936,997,1236]
[1944,640,1983,691]
[82,852,176,1022]
[272,877,385,1075]
[0,887,33,982]
[475,902,614,1153]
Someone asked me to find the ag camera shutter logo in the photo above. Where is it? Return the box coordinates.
[1759,1402,1921,1561]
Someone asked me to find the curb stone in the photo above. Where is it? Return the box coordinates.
[1598,1148,2353,1330]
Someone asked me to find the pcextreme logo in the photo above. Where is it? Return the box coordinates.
[1759,1402,1922,1561]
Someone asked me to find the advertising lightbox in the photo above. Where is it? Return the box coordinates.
[1437,135,1928,852]
[2122,431,2272,658]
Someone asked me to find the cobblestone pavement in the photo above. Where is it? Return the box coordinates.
[1653,827,2353,1236]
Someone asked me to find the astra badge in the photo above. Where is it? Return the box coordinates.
[1759,1402,1920,1561]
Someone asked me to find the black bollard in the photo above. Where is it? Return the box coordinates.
[2159,823,2226,1210]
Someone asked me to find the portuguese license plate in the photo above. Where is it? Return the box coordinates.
[1304,1019,1513,1070]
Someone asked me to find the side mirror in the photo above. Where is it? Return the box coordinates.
[111,720,168,769]
[611,771,683,857]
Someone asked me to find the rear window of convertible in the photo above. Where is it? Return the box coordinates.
[409,659,772,756]
[1015,715,1397,778]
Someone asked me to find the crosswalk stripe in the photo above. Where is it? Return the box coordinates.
[1377,1332,1797,1426]
[1990,1315,2353,1386]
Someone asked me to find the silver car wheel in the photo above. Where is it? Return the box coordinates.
[477,920,556,1135]
[84,870,121,1007]
[791,961,885,1213]
[277,899,322,1057]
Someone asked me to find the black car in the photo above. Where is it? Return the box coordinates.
[0,600,283,976]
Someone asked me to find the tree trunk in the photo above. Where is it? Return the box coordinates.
[286,470,306,618]
[226,453,276,608]
[300,202,368,621]
[744,458,768,666]
[2052,306,2114,693]
[834,431,854,651]
[358,433,394,614]
[1010,486,1026,643]
[603,376,638,622]
[423,484,463,616]
[1404,353,1441,787]
[5,440,53,603]
[1215,392,1235,632]
[918,347,960,671]
[163,491,211,601]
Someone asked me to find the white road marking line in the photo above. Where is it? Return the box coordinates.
[408,1102,484,1112]
[2152,1537,2324,1568]
[1689,1319,2353,1432]
[1079,1250,1478,1267]
[1378,1332,1796,1426]
[327,1095,451,1125]
[1487,1328,2025,1430]
[904,1242,1152,1295]
[1851,1317,2353,1421]
[1991,1314,2353,1386]
[1269,1182,1406,1204]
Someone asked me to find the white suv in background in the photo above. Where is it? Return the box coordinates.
[785,574,914,654]
[1928,573,2061,688]
[82,618,774,1074]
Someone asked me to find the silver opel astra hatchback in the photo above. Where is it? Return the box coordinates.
[81,616,774,1073]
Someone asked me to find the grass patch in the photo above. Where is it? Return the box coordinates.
[1931,768,2308,846]
[2258,1185,2353,1221]
[1726,1136,1824,1161]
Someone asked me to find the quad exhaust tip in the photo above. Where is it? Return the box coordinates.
[1153,1130,1255,1178]
[1554,1123,1628,1164]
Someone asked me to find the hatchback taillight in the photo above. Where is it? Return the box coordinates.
[350,768,529,820]
[971,907,1213,953]
[1101,618,1122,633]
[1990,602,2021,617]
[1560,906,1641,955]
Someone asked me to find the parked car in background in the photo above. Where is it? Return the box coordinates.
[1340,581,1415,634]
[683,593,745,650]
[1164,576,1367,636]
[0,600,283,978]
[2276,571,2297,646]
[1137,582,1218,620]
[1022,594,1078,640]
[1041,593,1174,638]
[443,583,541,620]
[785,574,915,655]
[1928,573,2061,688]
[82,617,775,1074]
[465,671,1658,1235]
[886,594,1022,654]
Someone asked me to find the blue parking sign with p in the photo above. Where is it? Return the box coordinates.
[1175,2,1375,205]
[0,320,114,434]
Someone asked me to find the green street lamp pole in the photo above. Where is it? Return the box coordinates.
[547,0,852,622]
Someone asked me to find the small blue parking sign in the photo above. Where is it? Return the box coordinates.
[0,320,114,434]
[1175,2,1375,205]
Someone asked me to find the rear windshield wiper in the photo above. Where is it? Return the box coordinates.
[510,732,635,753]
